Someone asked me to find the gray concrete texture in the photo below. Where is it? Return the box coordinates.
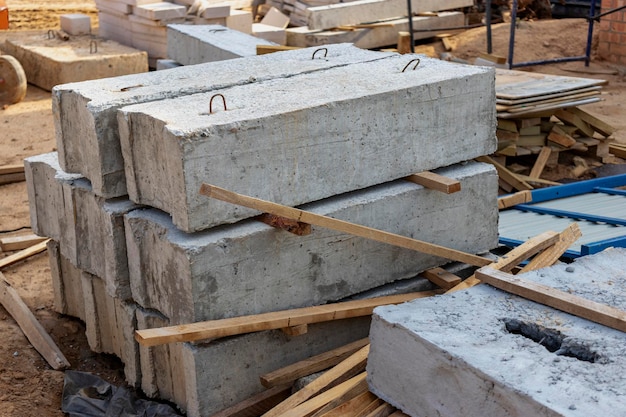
[52,43,394,198]
[47,239,86,321]
[25,152,139,300]
[367,247,626,417]
[118,55,496,232]
[166,24,276,66]
[124,161,498,324]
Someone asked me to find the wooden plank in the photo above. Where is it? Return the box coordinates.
[281,323,308,336]
[0,172,26,185]
[518,175,561,186]
[263,345,370,417]
[553,108,595,138]
[0,272,70,370]
[210,384,292,417]
[0,239,50,269]
[279,372,368,417]
[405,171,461,194]
[396,31,412,54]
[0,234,48,252]
[0,164,24,175]
[475,267,626,333]
[475,156,533,191]
[135,289,441,346]
[353,398,384,417]
[609,143,626,159]
[420,267,461,290]
[445,230,560,294]
[200,184,491,267]
[258,213,311,236]
[519,223,581,273]
[498,190,532,210]
[528,146,552,179]
[257,45,301,55]
[314,390,377,417]
[261,337,369,388]
[567,106,616,137]
[362,402,395,417]
[547,124,576,148]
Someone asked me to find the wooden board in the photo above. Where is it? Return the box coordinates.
[495,69,607,101]
[405,171,461,194]
[497,97,601,119]
[495,85,601,106]
[211,384,292,417]
[496,90,600,112]
[0,234,48,252]
[0,240,49,269]
[135,289,441,346]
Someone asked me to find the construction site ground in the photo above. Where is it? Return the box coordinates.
[1,1,625,416]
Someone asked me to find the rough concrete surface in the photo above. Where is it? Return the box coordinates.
[368,248,626,417]
[166,24,276,65]
[47,239,86,322]
[124,161,498,324]
[2,34,148,91]
[25,152,139,299]
[119,55,496,232]
[52,43,394,197]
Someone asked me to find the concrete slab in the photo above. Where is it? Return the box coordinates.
[368,248,626,417]
[25,152,139,299]
[166,24,277,66]
[47,239,86,321]
[133,2,186,20]
[2,33,148,91]
[118,55,496,232]
[124,162,498,324]
[52,43,394,198]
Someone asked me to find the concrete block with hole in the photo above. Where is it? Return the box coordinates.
[166,24,277,65]
[367,248,626,417]
[51,44,394,197]
[118,55,496,232]
[124,162,498,324]
[25,152,139,300]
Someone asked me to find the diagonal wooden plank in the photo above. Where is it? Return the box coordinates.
[405,171,461,194]
[0,239,50,269]
[199,184,491,268]
[519,223,581,273]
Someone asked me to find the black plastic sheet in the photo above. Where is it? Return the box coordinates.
[62,370,182,417]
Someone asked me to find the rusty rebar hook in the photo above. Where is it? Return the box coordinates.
[90,40,98,54]
[312,47,328,60]
[401,58,421,72]
[209,94,227,114]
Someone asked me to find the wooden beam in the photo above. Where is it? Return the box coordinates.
[405,171,461,194]
[135,289,441,346]
[528,146,552,179]
[279,372,368,417]
[281,323,308,336]
[263,345,369,417]
[362,402,395,417]
[0,272,70,370]
[0,234,48,252]
[199,184,491,267]
[547,125,576,148]
[396,31,412,54]
[261,337,369,388]
[258,213,312,236]
[553,109,596,138]
[518,222,581,273]
[567,107,616,137]
[445,230,560,293]
[497,190,532,210]
[353,398,384,417]
[313,390,377,417]
[420,267,461,290]
[0,172,26,185]
[0,239,50,269]
[257,45,302,55]
[210,384,292,417]
[476,156,533,191]
[0,164,24,175]
[475,266,626,333]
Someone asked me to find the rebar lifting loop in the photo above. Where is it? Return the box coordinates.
[47,30,55,40]
[209,94,227,114]
[90,40,98,54]
[312,47,328,60]
[401,58,421,73]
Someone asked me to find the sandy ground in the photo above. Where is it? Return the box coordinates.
[0,3,625,416]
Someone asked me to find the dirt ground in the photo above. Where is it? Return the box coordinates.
[0,2,625,416]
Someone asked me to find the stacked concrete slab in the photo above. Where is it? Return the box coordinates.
[27,45,500,416]
[367,248,626,417]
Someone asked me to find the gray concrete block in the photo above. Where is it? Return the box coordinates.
[2,34,148,91]
[118,55,496,232]
[47,239,86,321]
[52,43,394,197]
[166,24,277,66]
[25,152,139,299]
[82,273,141,387]
[124,162,498,324]
[367,248,626,417]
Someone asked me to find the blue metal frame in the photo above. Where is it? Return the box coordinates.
[499,174,626,257]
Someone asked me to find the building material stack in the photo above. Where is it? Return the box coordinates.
[25,44,500,416]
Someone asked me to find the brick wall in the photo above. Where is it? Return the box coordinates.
[598,0,626,65]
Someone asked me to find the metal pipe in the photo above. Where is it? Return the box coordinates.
[584,0,597,66]
[406,0,414,53]
[508,0,518,69]
[486,0,492,54]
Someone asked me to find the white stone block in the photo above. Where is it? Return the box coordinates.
[60,13,91,35]
[133,2,186,20]
[368,248,626,417]
[118,55,496,232]
[51,44,394,197]
[253,23,286,45]
[124,162,498,324]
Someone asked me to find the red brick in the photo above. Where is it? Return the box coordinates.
[611,21,626,33]
[609,42,626,56]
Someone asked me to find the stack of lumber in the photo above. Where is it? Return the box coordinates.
[95,0,255,62]
[26,45,500,416]
[281,0,473,48]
